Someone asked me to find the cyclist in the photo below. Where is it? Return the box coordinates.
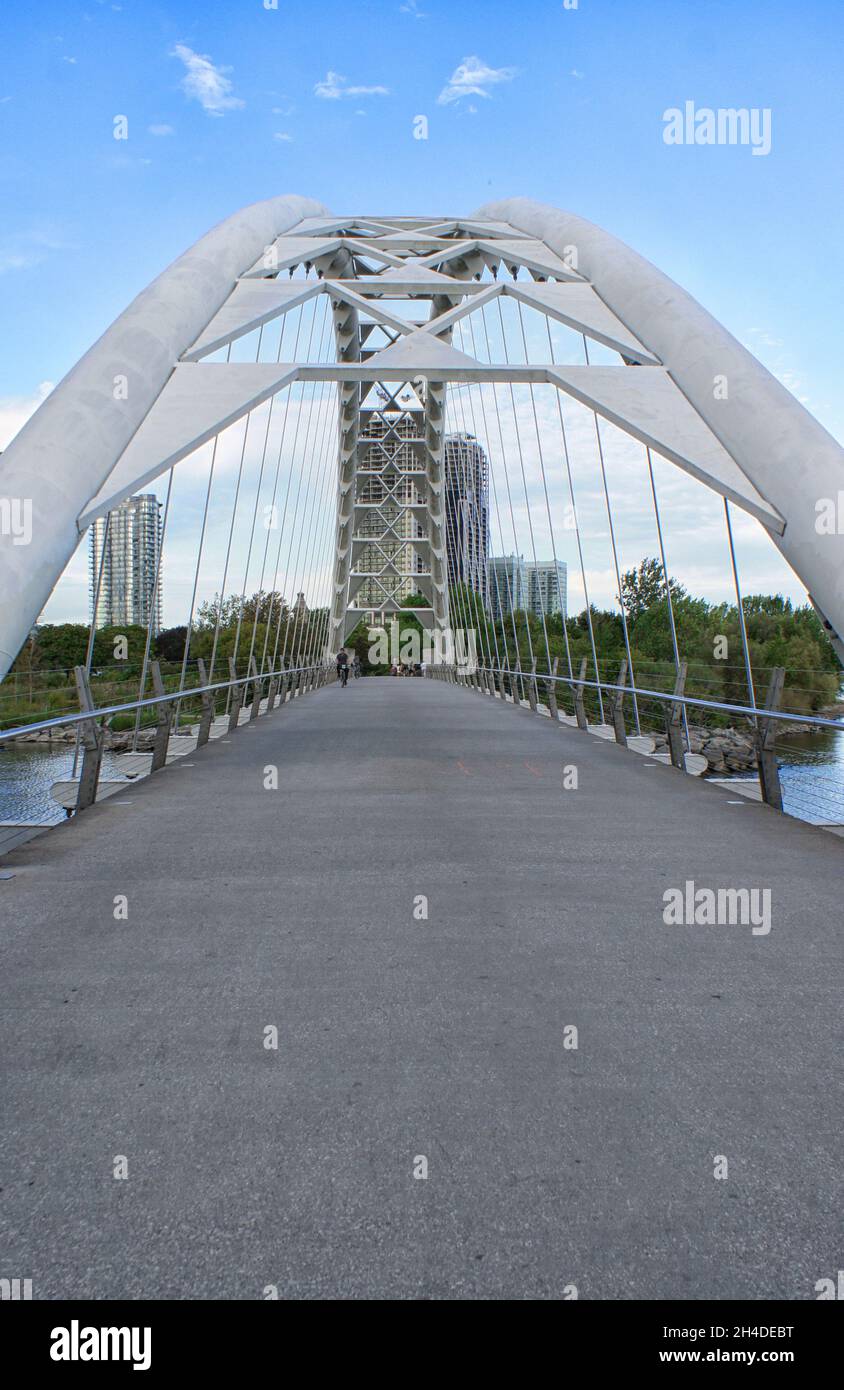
[336,649,349,687]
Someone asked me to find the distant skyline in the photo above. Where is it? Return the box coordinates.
[1,0,842,625]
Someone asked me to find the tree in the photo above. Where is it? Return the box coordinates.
[26,623,89,672]
[194,590,288,632]
[620,558,685,623]
[155,626,188,663]
[13,631,42,704]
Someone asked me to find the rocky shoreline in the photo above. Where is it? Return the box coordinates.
[1,725,194,752]
[648,724,757,775]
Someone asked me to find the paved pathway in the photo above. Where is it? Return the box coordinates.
[0,677,840,1298]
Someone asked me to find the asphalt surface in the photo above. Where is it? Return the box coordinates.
[0,676,841,1300]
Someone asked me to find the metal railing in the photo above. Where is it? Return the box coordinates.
[0,659,334,814]
[430,660,844,819]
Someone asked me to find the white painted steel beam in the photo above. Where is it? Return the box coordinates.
[0,193,327,679]
[478,196,844,657]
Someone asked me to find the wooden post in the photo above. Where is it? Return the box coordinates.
[150,661,174,772]
[529,658,540,712]
[612,658,628,746]
[227,657,243,731]
[574,657,589,731]
[73,666,104,813]
[756,667,785,810]
[266,669,278,711]
[546,656,559,721]
[249,656,262,720]
[666,661,688,770]
[196,658,214,747]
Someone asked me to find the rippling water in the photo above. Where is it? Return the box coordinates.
[777,727,844,824]
[2,729,843,828]
[0,744,130,825]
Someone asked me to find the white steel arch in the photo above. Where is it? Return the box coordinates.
[478,198,844,662]
[1,194,842,680]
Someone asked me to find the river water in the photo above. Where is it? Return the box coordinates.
[1,728,843,828]
[0,744,131,825]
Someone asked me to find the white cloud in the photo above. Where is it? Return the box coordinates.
[148,123,174,136]
[314,70,390,100]
[0,382,54,450]
[400,0,427,16]
[62,56,78,65]
[437,55,517,106]
[0,229,68,275]
[171,43,245,116]
[273,132,293,143]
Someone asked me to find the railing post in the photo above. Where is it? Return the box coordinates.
[196,658,214,747]
[612,658,628,746]
[546,657,559,721]
[756,666,785,811]
[227,657,243,731]
[527,658,539,713]
[266,668,278,710]
[249,655,262,720]
[279,661,289,703]
[149,661,174,772]
[666,660,688,769]
[73,666,104,813]
[574,657,589,730]
[496,667,507,700]
[511,659,522,705]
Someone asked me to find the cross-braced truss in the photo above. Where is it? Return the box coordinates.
[1,195,843,678]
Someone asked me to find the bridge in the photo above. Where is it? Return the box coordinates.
[1,198,843,1298]
[1,674,841,1298]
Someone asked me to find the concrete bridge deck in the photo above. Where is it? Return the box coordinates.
[0,676,840,1299]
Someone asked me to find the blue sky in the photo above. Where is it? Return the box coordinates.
[1,0,842,623]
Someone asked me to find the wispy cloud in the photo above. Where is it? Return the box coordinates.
[400,0,427,17]
[148,123,174,136]
[273,132,293,143]
[171,43,245,116]
[0,229,69,276]
[437,55,517,106]
[314,70,390,100]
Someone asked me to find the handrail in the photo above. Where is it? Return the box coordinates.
[445,663,844,733]
[0,662,328,743]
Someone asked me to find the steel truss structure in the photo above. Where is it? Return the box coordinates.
[2,195,844,679]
